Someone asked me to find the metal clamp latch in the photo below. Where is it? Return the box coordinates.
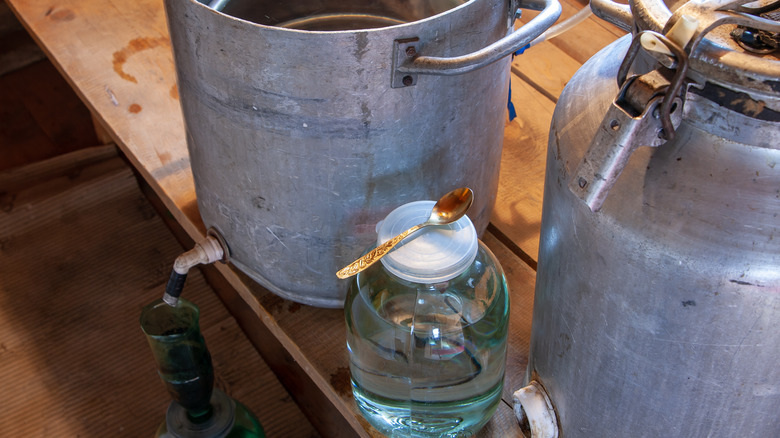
[568,31,689,212]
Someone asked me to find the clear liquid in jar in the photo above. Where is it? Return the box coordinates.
[346,247,509,437]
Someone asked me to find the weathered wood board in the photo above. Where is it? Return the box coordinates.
[4,0,623,435]
[0,146,318,437]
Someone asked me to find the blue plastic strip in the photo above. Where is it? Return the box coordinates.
[515,43,531,56]
[506,44,530,121]
[507,81,517,121]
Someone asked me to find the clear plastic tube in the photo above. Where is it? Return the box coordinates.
[530,6,594,47]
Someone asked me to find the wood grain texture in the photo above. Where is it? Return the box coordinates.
[496,1,623,260]
[0,147,318,437]
[6,0,199,239]
[520,0,625,64]
[512,42,582,103]
[490,75,556,262]
[0,2,46,75]
[513,0,625,101]
[3,0,622,434]
[0,59,99,171]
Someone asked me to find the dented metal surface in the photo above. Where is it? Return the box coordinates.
[164,0,548,307]
[527,0,780,436]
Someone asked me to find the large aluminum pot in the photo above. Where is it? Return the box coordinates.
[164,0,560,307]
[519,0,779,436]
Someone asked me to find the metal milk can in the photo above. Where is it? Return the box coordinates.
[164,0,560,308]
[515,0,780,436]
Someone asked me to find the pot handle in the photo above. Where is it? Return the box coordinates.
[589,0,634,31]
[391,0,561,86]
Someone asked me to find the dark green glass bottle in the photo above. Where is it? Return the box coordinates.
[141,298,266,438]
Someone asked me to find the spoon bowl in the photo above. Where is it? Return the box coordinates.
[336,187,474,279]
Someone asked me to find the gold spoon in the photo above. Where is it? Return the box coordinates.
[336,187,474,279]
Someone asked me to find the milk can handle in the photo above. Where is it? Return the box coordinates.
[392,0,561,82]
[589,0,634,31]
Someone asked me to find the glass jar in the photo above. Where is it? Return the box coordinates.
[345,201,510,437]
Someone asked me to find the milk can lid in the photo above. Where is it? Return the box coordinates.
[376,200,478,284]
[629,0,779,96]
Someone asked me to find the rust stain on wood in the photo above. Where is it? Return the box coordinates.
[112,37,170,83]
[170,84,179,100]
[48,9,75,21]
[157,151,172,165]
[287,302,302,314]
[129,103,142,113]
[262,294,285,315]
[329,366,351,397]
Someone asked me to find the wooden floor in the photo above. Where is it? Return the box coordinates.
[0,5,319,437]
[1,0,627,435]
[0,3,100,170]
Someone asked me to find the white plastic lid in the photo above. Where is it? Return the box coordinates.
[376,200,478,284]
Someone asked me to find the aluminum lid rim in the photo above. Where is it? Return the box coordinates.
[630,0,780,94]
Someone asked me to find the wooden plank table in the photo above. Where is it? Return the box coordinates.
[6,0,623,435]
[0,145,319,437]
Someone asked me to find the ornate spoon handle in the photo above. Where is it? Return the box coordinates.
[336,223,425,279]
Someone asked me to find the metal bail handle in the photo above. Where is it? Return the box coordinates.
[568,31,688,212]
[391,0,562,87]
